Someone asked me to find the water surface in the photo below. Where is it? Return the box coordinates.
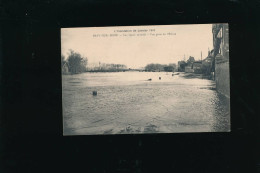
[62,72,230,135]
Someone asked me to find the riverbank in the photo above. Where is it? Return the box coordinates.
[182,72,212,80]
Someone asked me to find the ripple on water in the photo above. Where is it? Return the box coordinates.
[62,72,230,135]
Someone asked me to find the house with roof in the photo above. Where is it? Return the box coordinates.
[62,61,70,74]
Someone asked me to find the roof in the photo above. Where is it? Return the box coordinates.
[62,61,69,68]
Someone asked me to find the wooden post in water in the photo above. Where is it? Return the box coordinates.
[93,91,97,96]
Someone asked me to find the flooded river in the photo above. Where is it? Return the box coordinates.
[62,72,230,135]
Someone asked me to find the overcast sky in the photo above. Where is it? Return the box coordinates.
[61,24,213,69]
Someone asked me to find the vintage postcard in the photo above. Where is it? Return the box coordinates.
[61,24,230,135]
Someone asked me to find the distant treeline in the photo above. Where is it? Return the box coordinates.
[62,50,178,74]
[62,50,128,74]
[88,63,128,72]
[144,63,176,72]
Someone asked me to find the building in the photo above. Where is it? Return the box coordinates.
[192,61,202,73]
[184,66,194,73]
[212,24,229,60]
[62,62,69,74]
[212,23,230,98]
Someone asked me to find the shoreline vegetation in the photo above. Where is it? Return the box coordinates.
[61,50,211,79]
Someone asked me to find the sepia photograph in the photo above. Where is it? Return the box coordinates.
[3,0,260,171]
[61,24,230,135]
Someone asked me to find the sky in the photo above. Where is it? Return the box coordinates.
[61,24,213,69]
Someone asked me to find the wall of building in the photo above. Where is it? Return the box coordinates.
[215,59,230,98]
[185,66,194,73]
[213,23,230,98]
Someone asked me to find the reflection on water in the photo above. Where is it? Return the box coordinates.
[62,72,230,135]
